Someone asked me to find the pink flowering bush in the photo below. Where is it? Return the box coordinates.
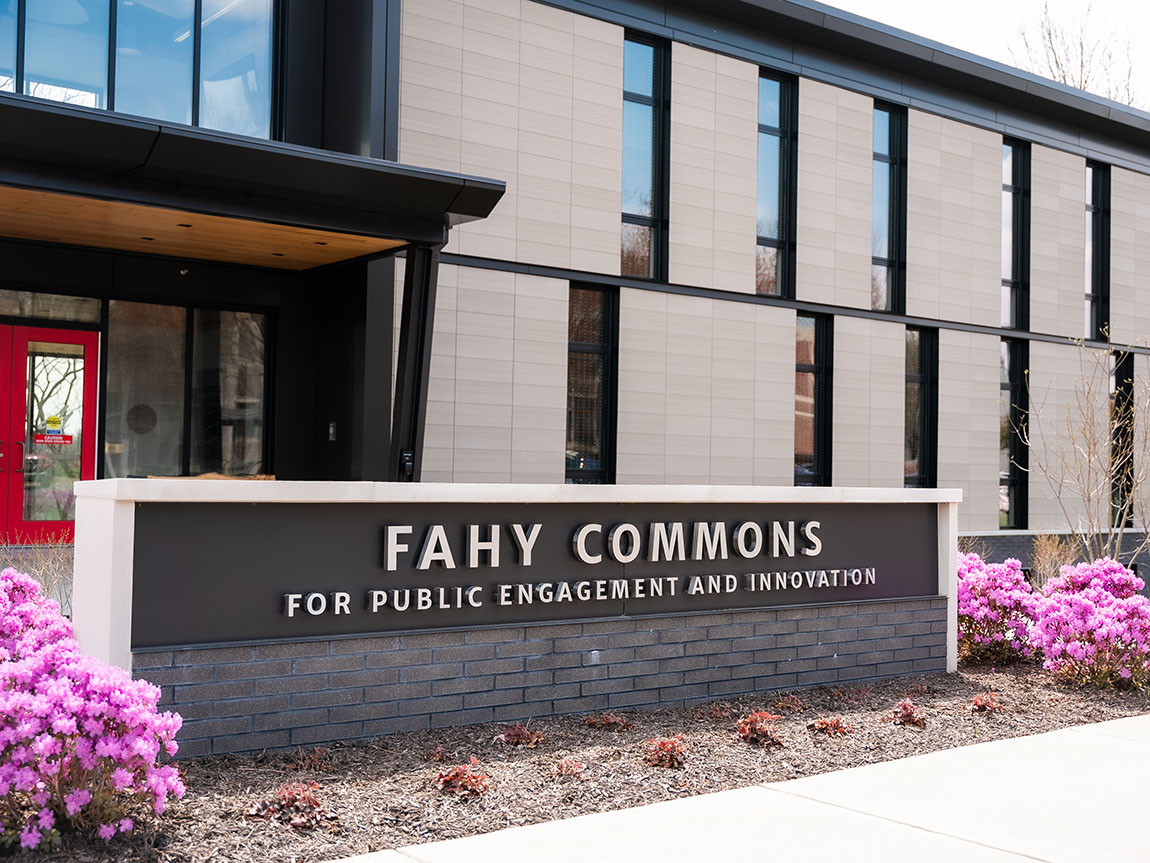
[0,567,185,850]
[956,553,1038,663]
[1031,558,1150,688]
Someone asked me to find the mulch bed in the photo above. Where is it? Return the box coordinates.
[36,663,1150,863]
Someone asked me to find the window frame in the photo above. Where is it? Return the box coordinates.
[999,338,1028,529]
[1001,139,1031,330]
[620,31,670,283]
[794,313,832,487]
[871,102,907,314]
[564,284,618,485]
[1085,161,1111,341]
[755,69,798,298]
[904,326,937,489]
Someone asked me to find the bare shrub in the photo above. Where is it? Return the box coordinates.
[1030,533,1078,589]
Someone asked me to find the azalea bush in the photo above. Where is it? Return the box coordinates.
[0,567,184,850]
[956,553,1038,663]
[1031,558,1150,688]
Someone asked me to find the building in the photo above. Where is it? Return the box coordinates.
[1,0,1148,561]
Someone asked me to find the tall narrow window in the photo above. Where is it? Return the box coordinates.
[1111,352,1134,527]
[904,327,937,488]
[795,315,832,486]
[621,34,668,281]
[566,286,617,484]
[1001,140,1030,329]
[871,104,906,313]
[999,339,1028,528]
[756,72,797,297]
[1085,162,1111,340]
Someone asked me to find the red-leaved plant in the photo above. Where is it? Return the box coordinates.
[970,691,1004,713]
[735,712,784,748]
[808,715,854,736]
[496,722,543,748]
[435,757,489,799]
[246,781,335,831]
[584,712,634,731]
[885,699,926,728]
[642,735,687,768]
[554,757,585,779]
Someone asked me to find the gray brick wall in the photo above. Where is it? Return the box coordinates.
[965,532,1150,584]
[134,597,948,756]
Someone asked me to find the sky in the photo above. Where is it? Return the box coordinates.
[820,0,1150,106]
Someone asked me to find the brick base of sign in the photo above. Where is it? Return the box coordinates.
[133,597,949,757]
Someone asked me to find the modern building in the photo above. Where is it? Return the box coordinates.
[1,0,1147,560]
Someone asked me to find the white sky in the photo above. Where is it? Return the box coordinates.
[821,0,1150,105]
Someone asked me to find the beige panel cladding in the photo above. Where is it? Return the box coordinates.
[1110,167,1150,346]
[667,44,758,293]
[937,330,999,531]
[905,111,1000,326]
[831,317,904,488]
[1027,339,1110,532]
[794,79,872,309]
[399,0,622,273]
[616,291,794,484]
[395,263,568,483]
[1030,145,1086,338]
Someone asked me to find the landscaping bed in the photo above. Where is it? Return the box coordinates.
[38,662,1150,863]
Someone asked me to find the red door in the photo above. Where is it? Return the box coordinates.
[0,327,99,543]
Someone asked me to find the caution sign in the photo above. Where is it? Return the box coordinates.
[33,434,72,445]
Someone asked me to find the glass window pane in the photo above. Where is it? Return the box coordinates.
[1002,282,1013,328]
[1084,208,1093,289]
[755,245,780,296]
[794,370,815,481]
[1002,143,1013,186]
[622,100,654,217]
[105,301,186,478]
[621,222,652,278]
[757,132,781,240]
[873,108,890,156]
[1000,341,1011,386]
[905,329,920,375]
[0,291,100,322]
[569,288,605,344]
[1085,164,1094,202]
[795,315,815,365]
[999,484,1011,527]
[566,351,604,474]
[872,160,890,258]
[24,341,86,522]
[199,0,272,139]
[871,264,890,311]
[0,4,14,91]
[623,39,654,97]
[758,76,780,128]
[115,0,194,124]
[905,380,922,477]
[191,309,266,475]
[24,0,110,108]
[1000,393,1013,476]
[1002,189,1014,281]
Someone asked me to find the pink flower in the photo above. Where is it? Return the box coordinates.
[98,823,116,841]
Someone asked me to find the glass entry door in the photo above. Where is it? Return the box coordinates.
[0,327,98,543]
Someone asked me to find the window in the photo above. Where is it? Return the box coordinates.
[756,72,797,297]
[1111,352,1134,527]
[904,327,937,488]
[621,34,668,281]
[6,0,273,137]
[999,339,1027,528]
[1085,162,1111,340]
[795,314,832,486]
[1001,140,1030,329]
[871,104,906,313]
[565,286,617,484]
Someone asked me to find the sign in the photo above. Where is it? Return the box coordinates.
[130,500,940,648]
[33,434,72,445]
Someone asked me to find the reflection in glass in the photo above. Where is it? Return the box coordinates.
[105,301,186,478]
[191,309,265,475]
[116,0,194,124]
[0,4,14,91]
[905,329,920,375]
[873,108,890,155]
[24,342,85,521]
[622,101,654,217]
[794,370,814,481]
[871,264,889,311]
[872,160,890,257]
[757,133,780,239]
[569,287,606,344]
[566,351,604,473]
[1001,286,1012,329]
[200,0,272,139]
[621,222,652,278]
[24,0,110,107]
[1002,143,1013,186]
[758,76,780,128]
[905,381,921,478]
[1001,189,1013,281]
[756,245,780,296]
[623,39,654,97]
[795,316,815,365]
[0,291,100,322]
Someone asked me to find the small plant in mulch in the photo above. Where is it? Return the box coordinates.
[886,699,926,728]
[436,757,490,799]
[904,683,934,698]
[285,746,330,772]
[830,685,874,705]
[496,722,544,748]
[692,702,733,720]
[735,712,784,748]
[246,781,338,831]
[554,757,585,779]
[584,712,635,731]
[642,735,688,768]
[970,691,1005,713]
[423,744,452,762]
[774,693,808,712]
[808,715,854,736]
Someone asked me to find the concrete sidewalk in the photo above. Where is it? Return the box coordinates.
[334,715,1150,863]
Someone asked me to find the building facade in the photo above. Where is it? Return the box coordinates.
[1,0,1148,560]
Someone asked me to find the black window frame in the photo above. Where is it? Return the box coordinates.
[871,102,907,314]
[904,326,937,488]
[794,313,832,487]
[1086,161,1111,341]
[755,69,798,298]
[564,284,618,485]
[1000,338,1028,529]
[1002,139,1031,330]
[620,31,670,283]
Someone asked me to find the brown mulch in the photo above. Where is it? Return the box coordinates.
[36,663,1150,862]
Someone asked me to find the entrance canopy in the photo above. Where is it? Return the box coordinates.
[0,94,504,268]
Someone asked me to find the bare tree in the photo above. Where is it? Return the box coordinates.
[1012,1,1141,108]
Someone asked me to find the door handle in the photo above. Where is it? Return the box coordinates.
[14,440,24,473]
